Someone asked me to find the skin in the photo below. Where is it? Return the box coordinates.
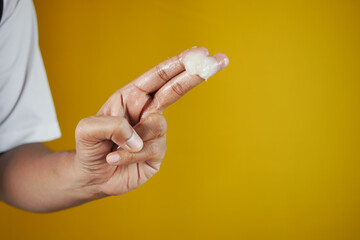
[0,47,228,213]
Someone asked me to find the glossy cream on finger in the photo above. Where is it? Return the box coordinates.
[183,52,219,80]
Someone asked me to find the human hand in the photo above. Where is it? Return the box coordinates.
[74,47,228,196]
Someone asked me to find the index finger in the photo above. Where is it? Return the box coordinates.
[132,47,209,93]
[145,52,229,114]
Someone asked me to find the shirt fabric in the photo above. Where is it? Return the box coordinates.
[0,0,61,152]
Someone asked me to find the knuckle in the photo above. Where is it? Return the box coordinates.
[75,117,93,138]
[148,142,161,159]
[148,114,168,137]
[117,151,136,165]
[116,117,129,133]
[113,117,133,142]
[171,81,185,96]
[125,152,136,164]
[156,65,169,82]
[117,117,126,129]
[158,115,168,134]
[176,54,182,66]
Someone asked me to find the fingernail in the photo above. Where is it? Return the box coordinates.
[107,154,120,164]
[125,131,143,151]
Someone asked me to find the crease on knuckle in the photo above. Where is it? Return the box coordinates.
[171,81,185,97]
[156,65,169,83]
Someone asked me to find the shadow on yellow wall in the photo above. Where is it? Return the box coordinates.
[1,0,359,239]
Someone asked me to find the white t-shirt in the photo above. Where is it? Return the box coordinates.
[0,0,61,152]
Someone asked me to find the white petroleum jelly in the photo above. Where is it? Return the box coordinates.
[183,52,218,80]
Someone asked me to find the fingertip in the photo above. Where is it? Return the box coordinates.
[180,46,209,61]
[213,53,229,70]
[195,46,210,56]
[106,153,120,164]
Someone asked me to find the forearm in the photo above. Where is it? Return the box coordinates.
[0,143,103,213]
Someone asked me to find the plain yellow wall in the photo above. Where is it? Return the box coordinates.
[1,0,360,239]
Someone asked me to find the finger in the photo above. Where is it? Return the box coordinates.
[106,136,166,165]
[114,112,167,151]
[132,47,209,93]
[75,116,143,152]
[146,53,229,112]
[134,112,167,142]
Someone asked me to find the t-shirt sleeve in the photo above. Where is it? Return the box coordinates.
[0,0,61,153]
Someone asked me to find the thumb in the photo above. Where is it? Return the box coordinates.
[75,116,143,152]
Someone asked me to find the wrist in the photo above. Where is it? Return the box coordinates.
[65,151,108,202]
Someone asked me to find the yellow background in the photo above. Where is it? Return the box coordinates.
[1,0,360,239]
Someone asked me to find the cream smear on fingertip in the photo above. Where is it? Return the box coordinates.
[183,51,219,80]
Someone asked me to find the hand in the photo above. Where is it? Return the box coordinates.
[74,47,228,196]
